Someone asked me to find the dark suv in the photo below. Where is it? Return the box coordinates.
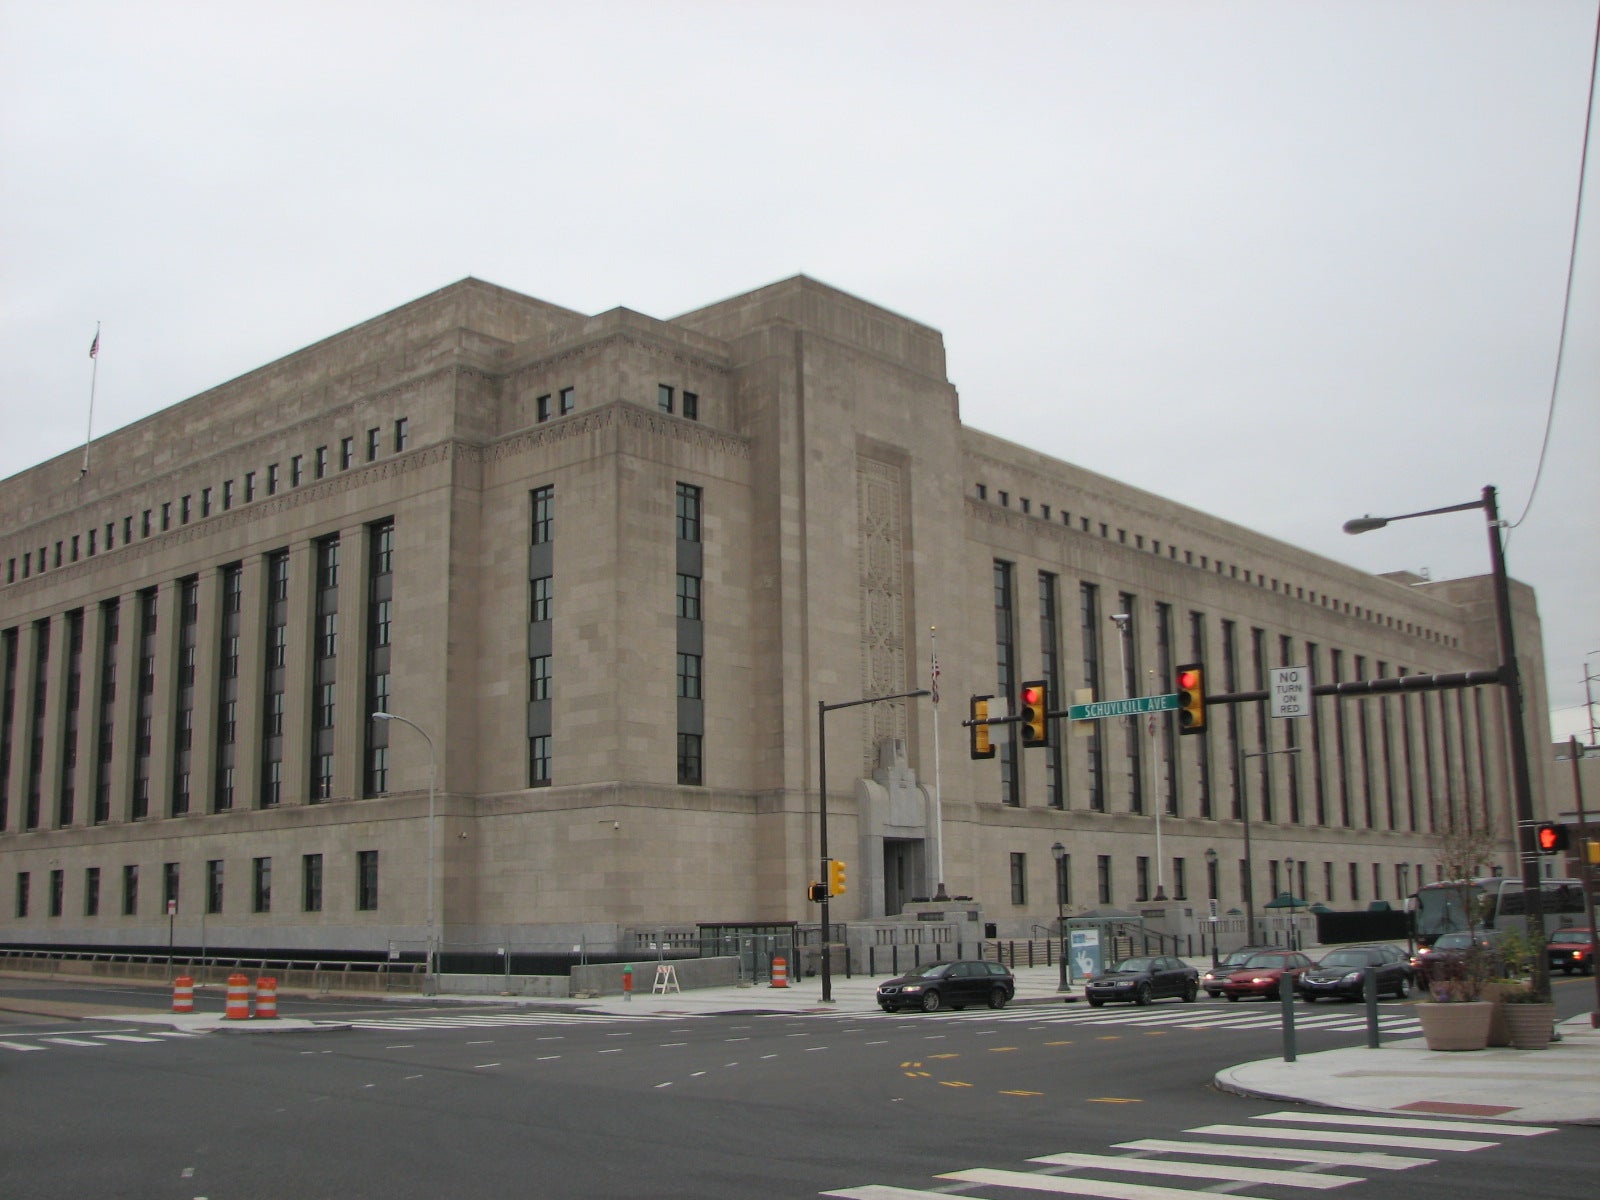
[876,960,1016,1013]
[1297,943,1413,1001]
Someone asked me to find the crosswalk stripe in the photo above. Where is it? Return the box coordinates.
[1113,1138,1434,1170]
[43,1037,106,1047]
[1252,1111,1555,1137]
[821,1186,950,1198]
[94,1034,162,1044]
[0,1040,47,1052]
[1187,1124,1498,1151]
[1027,1150,1360,1187]
[941,1166,1277,1199]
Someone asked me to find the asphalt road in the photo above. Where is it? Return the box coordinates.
[2,983,1595,1200]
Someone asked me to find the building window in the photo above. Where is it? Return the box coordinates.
[49,869,63,916]
[675,483,701,542]
[531,486,554,544]
[682,391,698,421]
[535,394,551,422]
[200,488,212,517]
[161,502,172,531]
[366,427,381,460]
[310,536,340,802]
[558,387,574,415]
[676,573,701,620]
[302,853,323,913]
[253,857,272,913]
[1173,857,1187,902]
[122,864,138,915]
[85,867,100,916]
[222,479,234,510]
[291,455,303,487]
[180,494,192,524]
[357,850,379,911]
[531,576,552,622]
[994,561,1018,806]
[364,520,395,798]
[314,446,328,479]
[658,384,674,413]
[15,871,29,917]
[530,734,551,786]
[676,653,702,699]
[340,436,354,470]
[1055,853,1071,906]
[244,472,256,502]
[1097,855,1112,905]
[206,860,224,914]
[163,862,180,912]
[394,418,409,451]
[1009,853,1027,905]
[677,733,702,786]
[531,655,551,701]
[1136,856,1151,902]
[267,463,279,495]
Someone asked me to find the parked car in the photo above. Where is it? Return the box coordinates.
[1219,950,1314,1000]
[1084,956,1200,1007]
[1547,928,1596,975]
[1412,931,1504,987]
[1297,943,1413,1002]
[1201,946,1276,998]
[876,960,1016,1013]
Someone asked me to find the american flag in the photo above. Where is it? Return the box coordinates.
[930,650,940,704]
[88,331,99,359]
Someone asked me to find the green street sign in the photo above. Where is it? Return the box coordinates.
[1067,692,1180,721]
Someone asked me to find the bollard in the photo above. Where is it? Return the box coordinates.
[172,975,195,1014]
[224,973,251,1020]
[255,976,279,1020]
[770,956,789,988]
[622,964,633,1002]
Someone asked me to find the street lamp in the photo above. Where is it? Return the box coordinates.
[372,711,438,987]
[1051,842,1068,991]
[1345,484,1548,1000]
[1110,612,1164,899]
[817,688,931,1003]
[1284,856,1298,949]
[1204,847,1219,967]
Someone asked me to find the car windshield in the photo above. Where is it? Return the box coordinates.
[1317,951,1371,968]
[1111,957,1155,972]
[1433,933,1473,949]
[1550,931,1589,944]
[1242,953,1288,968]
[902,963,953,979]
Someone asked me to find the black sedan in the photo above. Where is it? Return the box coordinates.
[1297,943,1414,1001]
[876,960,1016,1013]
[1084,955,1199,1007]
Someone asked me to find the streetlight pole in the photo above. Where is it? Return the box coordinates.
[1111,613,1164,899]
[1239,745,1300,945]
[1051,841,1068,991]
[1344,485,1549,1000]
[817,688,931,1003]
[1204,847,1219,967]
[372,711,437,988]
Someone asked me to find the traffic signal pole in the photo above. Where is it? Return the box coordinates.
[817,689,930,1003]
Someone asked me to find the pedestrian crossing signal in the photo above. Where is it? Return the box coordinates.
[1176,663,1206,735]
[1536,823,1568,854]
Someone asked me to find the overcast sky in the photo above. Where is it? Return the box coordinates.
[3,1,1596,747]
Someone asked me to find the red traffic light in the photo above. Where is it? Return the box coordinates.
[1022,685,1043,706]
[1178,669,1200,690]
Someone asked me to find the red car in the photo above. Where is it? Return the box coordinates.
[1547,928,1595,976]
[1219,950,1314,1001]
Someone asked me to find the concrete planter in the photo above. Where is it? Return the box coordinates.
[1417,1000,1493,1051]
[1503,1002,1557,1050]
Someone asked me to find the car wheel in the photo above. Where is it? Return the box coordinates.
[1393,976,1408,999]
[1562,963,1575,975]
[1183,981,1198,1003]
[1087,997,1104,1008]
[1300,993,1316,1003]
[988,987,1009,1010]
[920,990,942,1013]
[879,1004,894,1013]
[1134,983,1152,1007]
[1226,994,1239,1002]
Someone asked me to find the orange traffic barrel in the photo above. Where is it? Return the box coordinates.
[172,975,195,1013]
[224,973,251,1020]
[770,956,789,988]
[254,976,278,1019]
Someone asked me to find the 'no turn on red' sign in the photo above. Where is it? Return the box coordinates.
[1269,666,1309,719]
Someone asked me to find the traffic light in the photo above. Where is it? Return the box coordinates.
[827,859,848,896]
[1175,663,1205,735]
[807,881,826,903]
[1535,823,1569,854]
[969,694,995,760]
[1019,680,1048,747]
[1586,839,1600,866]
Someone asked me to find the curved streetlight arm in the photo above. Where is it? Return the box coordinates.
[1343,496,1487,535]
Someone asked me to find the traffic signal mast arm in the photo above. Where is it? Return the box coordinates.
[1202,665,1505,705]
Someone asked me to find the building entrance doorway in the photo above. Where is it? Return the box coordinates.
[882,838,924,916]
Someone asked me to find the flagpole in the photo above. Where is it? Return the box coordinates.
[930,626,947,900]
[81,324,101,478]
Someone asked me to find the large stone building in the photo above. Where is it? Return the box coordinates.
[0,277,1553,961]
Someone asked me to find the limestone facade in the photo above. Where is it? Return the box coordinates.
[0,277,1551,957]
